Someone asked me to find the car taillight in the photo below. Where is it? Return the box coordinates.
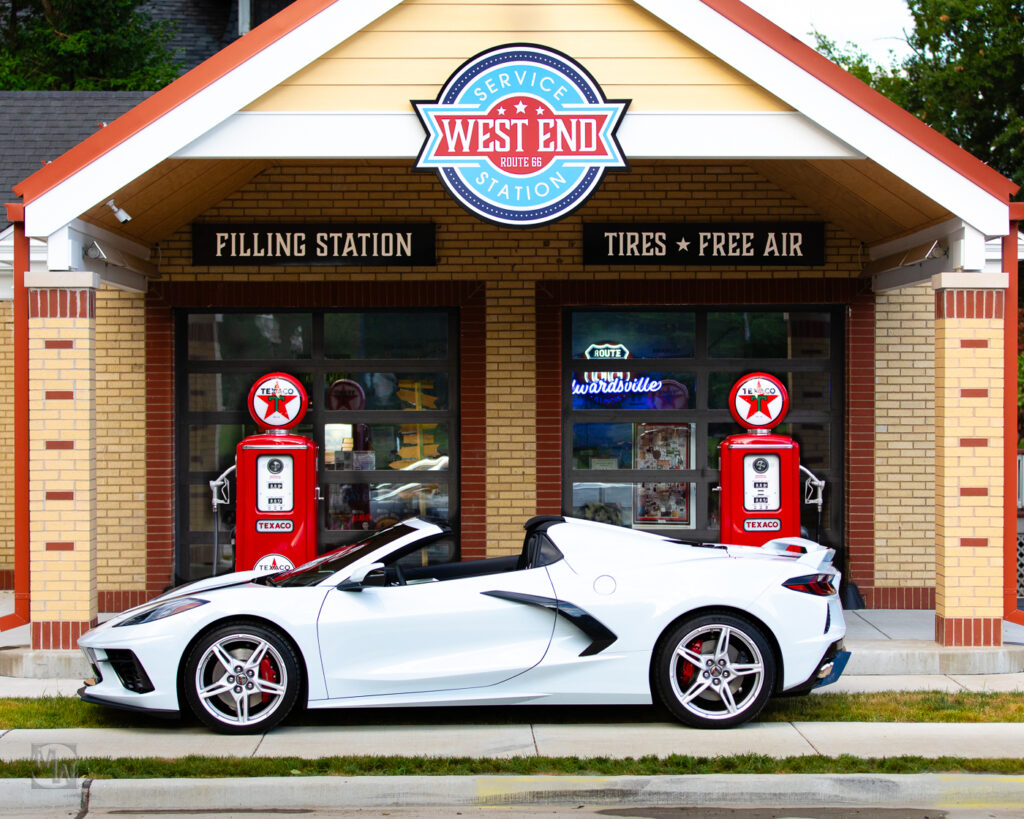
[783,574,836,596]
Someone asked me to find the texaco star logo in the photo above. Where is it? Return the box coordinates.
[248,373,308,431]
[728,372,789,430]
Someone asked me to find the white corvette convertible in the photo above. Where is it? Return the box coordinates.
[79,516,848,733]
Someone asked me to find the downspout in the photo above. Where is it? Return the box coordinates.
[1005,203,1023,625]
[0,203,29,632]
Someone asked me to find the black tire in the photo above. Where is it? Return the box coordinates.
[654,613,776,729]
[182,622,301,734]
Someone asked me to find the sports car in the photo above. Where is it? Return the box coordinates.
[79,516,849,733]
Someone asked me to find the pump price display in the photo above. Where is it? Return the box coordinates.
[743,454,780,512]
[257,455,294,513]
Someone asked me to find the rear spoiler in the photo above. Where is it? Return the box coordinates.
[727,536,837,572]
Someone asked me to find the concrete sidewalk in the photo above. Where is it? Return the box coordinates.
[2,719,1024,761]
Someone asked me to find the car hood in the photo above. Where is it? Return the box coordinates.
[150,570,262,603]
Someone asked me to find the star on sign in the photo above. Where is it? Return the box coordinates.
[676,236,691,253]
[497,106,506,115]
[513,100,527,114]
[536,106,546,115]
[257,384,298,420]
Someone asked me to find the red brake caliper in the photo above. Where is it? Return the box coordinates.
[679,639,703,685]
[259,656,277,704]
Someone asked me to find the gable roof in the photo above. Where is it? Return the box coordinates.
[11,0,1017,240]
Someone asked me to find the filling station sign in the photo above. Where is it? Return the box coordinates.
[414,44,629,227]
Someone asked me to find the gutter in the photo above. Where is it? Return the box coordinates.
[0,203,29,632]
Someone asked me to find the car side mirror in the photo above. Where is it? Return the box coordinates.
[337,562,385,592]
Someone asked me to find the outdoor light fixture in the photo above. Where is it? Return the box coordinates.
[105,199,132,223]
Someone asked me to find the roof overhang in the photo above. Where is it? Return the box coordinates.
[11,0,1017,244]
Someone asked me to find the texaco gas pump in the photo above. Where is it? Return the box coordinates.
[210,372,319,575]
[717,372,825,546]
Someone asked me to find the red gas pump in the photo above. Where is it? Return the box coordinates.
[718,372,807,546]
[233,372,319,574]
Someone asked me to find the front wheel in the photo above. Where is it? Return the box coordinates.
[183,622,301,734]
[654,613,775,729]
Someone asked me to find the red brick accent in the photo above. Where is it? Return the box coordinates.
[960,389,988,398]
[935,615,1002,646]
[44,542,74,551]
[935,289,1003,320]
[846,293,876,594]
[959,438,988,447]
[144,301,175,592]
[45,491,75,501]
[31,619,97,650]
[44,339,74,349]
[44,440,74,450]
[0,569,13,590]
[961,339,989,348]
[959,487,989,497]
[28,289,96,319]
[861,585,935,609]
[99,589,159,613]
[959,538,989,548]
[44,391,74,401]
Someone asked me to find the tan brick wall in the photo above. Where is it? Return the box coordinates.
[874,284,935,587]
[151,160,860,555]
[0,300,12,578]
[935,311,1004,619]
[96,287,148,590]
[29,313,96,623]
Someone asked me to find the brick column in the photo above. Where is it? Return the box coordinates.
[934,283,1005,646]
[29,288,98,649]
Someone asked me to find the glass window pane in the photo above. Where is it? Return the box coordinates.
[324,312,447,359]
[571,482,633,527]
[635,424,694,470]
[572,424,634,469]
[325,373,448,411]
[188,421,315,473]
[326,483,449,531]
[708,372,830,411]
[635,482,695,528]
[570,372,694,410]
[572,312,695,359]
[324,423,449,471]
[188,314,311,360]
[708,311,830,358]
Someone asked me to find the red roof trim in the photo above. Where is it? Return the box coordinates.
[12,0,1018,207]
[13,0,338,204]
[699,0,1017,201]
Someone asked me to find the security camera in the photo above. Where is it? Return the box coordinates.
[106,199,132,223]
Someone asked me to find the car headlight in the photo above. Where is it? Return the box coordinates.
[114,597,208,627]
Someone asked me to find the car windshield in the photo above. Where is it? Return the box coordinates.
[270,523,419,587]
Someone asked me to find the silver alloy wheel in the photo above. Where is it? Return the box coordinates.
[668,622,766,721]
[194,632,289,727]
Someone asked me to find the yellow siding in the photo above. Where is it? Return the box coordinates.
[244,0,789,114]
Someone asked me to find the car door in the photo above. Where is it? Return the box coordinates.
[317,564,557,699]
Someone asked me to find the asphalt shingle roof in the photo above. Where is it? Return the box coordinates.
[0,91,154,231]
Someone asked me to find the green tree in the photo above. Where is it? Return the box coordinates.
[0,0,182,90]
[815,0,1024,191]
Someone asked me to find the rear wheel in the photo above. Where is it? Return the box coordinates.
[183,622,300,734]
[654,613,775,729]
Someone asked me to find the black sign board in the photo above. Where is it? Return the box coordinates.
[192,223,436,266]
[583,222,825,266]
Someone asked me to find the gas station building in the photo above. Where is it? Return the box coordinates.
[1,0,1021,650]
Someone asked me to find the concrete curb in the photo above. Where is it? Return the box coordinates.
[3,774,1024,812]
[846,640,1024,675]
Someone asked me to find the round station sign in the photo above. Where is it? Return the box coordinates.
[247,372,308,431]
[728,372,789,430]
[413,44,629,227]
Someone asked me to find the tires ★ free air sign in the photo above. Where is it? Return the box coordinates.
[414,44,629,227]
